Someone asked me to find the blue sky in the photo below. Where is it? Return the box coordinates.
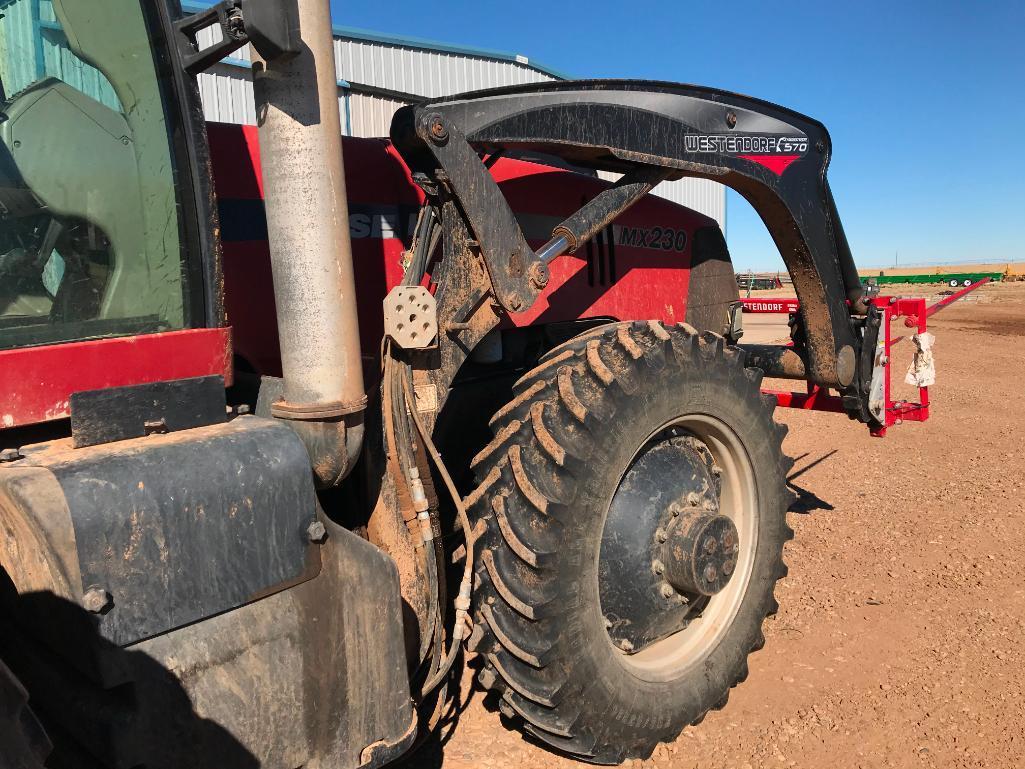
[331,0,1024,272]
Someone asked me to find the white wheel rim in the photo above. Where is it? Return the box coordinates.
[602,414,759,682]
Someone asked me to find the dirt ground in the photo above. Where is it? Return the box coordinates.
[430,281,1025,769]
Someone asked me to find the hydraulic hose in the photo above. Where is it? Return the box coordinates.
[388,202,472,697]
[402,373,475,697]
[392,202,476,696]
[402,204,440,288]
[384,347,439,669]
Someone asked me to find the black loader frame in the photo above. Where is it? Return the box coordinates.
[391,80,880,427]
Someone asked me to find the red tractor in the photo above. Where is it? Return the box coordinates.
[0,1,928,767]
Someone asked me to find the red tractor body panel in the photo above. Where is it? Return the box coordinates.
[208,123,718,379]
[0,328,232,429]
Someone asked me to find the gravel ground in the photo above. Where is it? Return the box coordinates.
[418,281,1025,769]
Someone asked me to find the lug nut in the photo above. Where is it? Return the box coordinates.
[703,536,717,554]
[722,558,735,576]
[660,583,675,599]
[655,527,667,543]
[498,699,516,719]
[703,564,718,583]
[478,666,498,689]
[307,520,327,543]
[686,492,701,506]
[82,587,112,614]
[652,559,665,575]
[618,639,634,652]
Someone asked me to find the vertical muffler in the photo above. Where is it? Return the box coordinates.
[251,0,364,486]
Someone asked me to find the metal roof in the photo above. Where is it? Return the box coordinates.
[178,1,724,229]
[179,2,570,80]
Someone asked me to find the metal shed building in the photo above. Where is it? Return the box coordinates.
[186,3,726,229]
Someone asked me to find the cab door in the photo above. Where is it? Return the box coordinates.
[0,0,226,428]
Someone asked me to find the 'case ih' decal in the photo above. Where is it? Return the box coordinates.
[684,134,808,176]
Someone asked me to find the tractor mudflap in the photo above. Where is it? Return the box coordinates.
[0,417,415,768]
[1,520,414,769]
[135,520,416,769]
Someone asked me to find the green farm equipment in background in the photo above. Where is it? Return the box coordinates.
[866,272,1002,287]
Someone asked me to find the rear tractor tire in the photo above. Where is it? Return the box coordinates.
[466,321,792,764]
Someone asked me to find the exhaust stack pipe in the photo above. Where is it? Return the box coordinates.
[252,0,364,486]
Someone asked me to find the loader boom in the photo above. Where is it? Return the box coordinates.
[391,81,876,421]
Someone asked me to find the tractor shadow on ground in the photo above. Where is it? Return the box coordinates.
[393,653,477,769]
[0,574,258,768]
[786,450,838,514]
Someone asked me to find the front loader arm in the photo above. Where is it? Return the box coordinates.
[391,79,868,406]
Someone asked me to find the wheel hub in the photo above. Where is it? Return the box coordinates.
[663,511,739,596]
[599,433,725,653]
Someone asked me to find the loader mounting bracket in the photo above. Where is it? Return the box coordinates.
[404,111,542,312]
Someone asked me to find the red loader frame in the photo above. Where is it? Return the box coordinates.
[743,277,991,436]
[744,296,931,437]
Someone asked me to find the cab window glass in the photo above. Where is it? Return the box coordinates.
[0,0,187,349]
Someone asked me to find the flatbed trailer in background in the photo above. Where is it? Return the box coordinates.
[737,273,785,291]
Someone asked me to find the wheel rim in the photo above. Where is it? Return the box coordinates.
[598,414,759,682]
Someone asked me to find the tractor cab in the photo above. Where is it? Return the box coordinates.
[0,0,229,430]
[0,0,199,348]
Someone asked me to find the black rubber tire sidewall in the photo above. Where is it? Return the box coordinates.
[469,323,790,763]
[0,659,50,769]
[548,352,785,749]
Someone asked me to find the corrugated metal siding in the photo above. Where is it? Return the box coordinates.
[344,90,407,138]
[0,0,118,108]
[652,178,726,230]
[334,38,551,98]
[186,23,725,230]
[0,0,37,96]
[191,35,552,137]
[197,63,256,124]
